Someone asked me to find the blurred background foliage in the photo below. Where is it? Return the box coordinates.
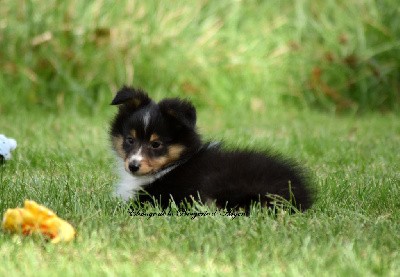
[0,0,399,114]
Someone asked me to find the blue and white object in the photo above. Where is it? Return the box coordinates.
[0,134,17,161]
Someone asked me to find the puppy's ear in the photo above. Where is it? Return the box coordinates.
[111,86,151,110]
[159,98,197,130]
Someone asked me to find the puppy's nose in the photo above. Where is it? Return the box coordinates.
[128,161,141,173]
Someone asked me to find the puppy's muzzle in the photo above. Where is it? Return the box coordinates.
[128,160,141,173]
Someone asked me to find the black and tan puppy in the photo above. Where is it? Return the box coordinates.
[110,86,313,211]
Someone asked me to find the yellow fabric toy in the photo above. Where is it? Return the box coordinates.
[2,200,76,243]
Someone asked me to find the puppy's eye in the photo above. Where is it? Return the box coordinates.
[125,136,135,145]
[150,141,162,149]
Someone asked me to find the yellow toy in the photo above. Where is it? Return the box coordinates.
[2,200,76,243]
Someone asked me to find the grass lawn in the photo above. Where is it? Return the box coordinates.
[0,105,399,276]
[1,0,399,275]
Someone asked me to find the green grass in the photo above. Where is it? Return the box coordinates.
[0,107,399,276]
[1,0,400,276]
[1,0,399,113]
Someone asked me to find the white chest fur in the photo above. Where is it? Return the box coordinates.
[113,159,156,201]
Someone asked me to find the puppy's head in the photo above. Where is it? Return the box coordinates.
[110,86,201,176]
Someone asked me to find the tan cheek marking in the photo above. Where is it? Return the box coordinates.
[130,129,137,138]
[135,144,186,175]
[112,135,125,159]
[148,157,168,172]
[148,144,186,172]
[124,159,130,172]
[137,160,154,175]
[168,145,186,159]
[150,133,160,142]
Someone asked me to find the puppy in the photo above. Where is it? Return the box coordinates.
[110,86,313,211]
